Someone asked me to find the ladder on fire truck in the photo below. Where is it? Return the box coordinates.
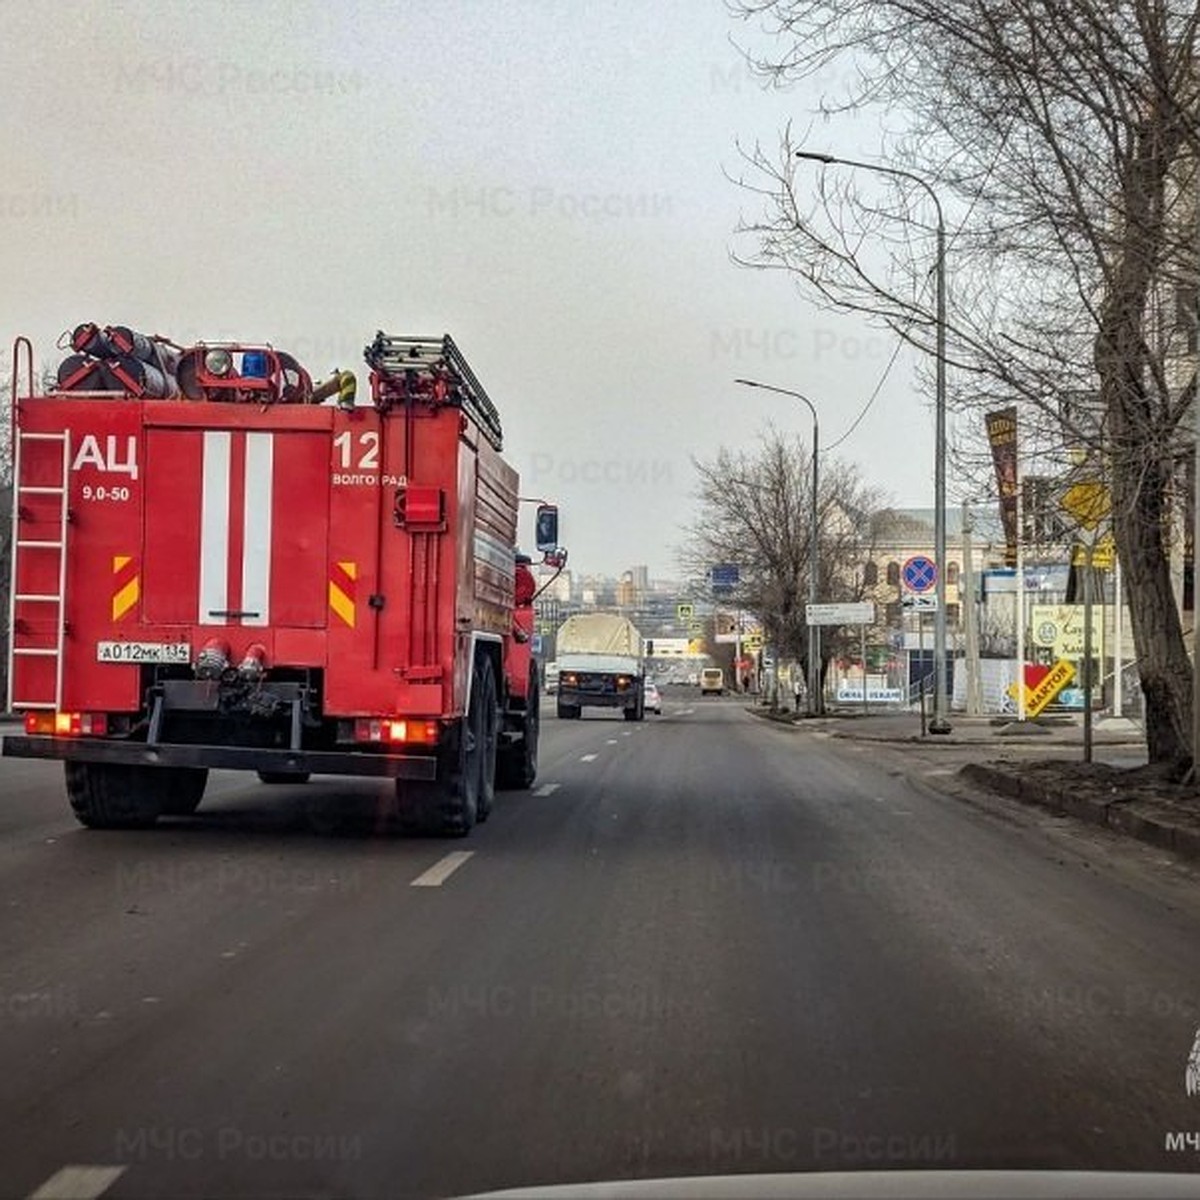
[7,349,71,711]
[364,332,504,450]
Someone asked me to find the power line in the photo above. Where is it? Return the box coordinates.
[823,331,907,452]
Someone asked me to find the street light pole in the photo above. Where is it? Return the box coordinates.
[735,379,820,715]
[795,150,951,733]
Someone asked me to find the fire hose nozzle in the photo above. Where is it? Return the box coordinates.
[195,639,231,681]
[310,369,357,409]
[238,643,268,680]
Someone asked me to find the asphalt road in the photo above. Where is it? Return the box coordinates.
[2,695,1199,1199]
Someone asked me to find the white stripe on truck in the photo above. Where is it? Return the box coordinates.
[199,431,231,623]
[241,432,274,626]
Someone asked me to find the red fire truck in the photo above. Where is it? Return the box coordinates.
[3,327,564,836]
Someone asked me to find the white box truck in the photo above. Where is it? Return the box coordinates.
[554,614,645,721]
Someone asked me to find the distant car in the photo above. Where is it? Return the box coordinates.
[644,679,663,715]
[544,661,560,694]
[700,667,725,696]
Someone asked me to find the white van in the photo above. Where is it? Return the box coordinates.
[700,668,725,696]
[544,662,560,694]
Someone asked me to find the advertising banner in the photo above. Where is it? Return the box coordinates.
[985,407,1019,567]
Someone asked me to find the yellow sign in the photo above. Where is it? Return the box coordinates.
[1006,659,1075,717]
[677,603,694,621]
[1071,533,1115,569]
[745,633,763,651]
[1060,481,1111,531]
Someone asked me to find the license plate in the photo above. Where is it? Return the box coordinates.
[96,641,191,664]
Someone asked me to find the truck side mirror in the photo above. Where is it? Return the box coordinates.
[535,504,559,553]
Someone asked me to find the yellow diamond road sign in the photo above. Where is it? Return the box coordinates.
[1060,481,1111,531]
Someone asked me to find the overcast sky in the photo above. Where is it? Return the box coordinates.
[2,0,935,578]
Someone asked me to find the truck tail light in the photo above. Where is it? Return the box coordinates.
[353,718,439,746]
[26,712,108,737]
[616,676,631,689]
[561,672,578,686]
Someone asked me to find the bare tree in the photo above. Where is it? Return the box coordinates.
[679,429,885,711]
[731,0,1200,771]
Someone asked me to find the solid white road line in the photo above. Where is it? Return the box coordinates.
[28,1166,126,1200]
[410,851,475,888]
[580,753,598,762]
[533,782,560,797]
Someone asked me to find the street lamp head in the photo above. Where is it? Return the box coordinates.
[794,150,836,164]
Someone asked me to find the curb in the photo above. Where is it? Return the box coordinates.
[960,762,1200,862]
[829,731,1147,747]
[746,706,1144,748]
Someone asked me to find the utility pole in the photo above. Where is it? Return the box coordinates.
[794,151,950,733]
[1015,478,1027,722]
[962,500,982,715]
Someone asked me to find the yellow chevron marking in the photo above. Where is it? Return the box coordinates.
[329,581,355,628]
[112,577,140,621]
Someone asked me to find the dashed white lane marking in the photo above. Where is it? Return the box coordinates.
[410,851,475,888]
[28,1165,126,1200]
[533,783,560,797]
[580,754,598,762]
[678,708,695,716]
[606,739,618,744]
[621,732,633,737]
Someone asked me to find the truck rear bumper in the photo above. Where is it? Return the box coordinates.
[558,693,632,709]
[1,736,437,780]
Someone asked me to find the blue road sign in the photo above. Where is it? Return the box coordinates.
[532,634,543,654]
[902,555,938,593]
[710,563,739,595]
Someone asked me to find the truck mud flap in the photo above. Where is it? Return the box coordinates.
[1,736,437,780]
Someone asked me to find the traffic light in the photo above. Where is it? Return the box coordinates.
[645,639,654,656]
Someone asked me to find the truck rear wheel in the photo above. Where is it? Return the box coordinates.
[159,768,210,816]
[397,657,491,836]
[497,664,539,790]
[66,762,162,829]
[556,700,580,719]
[475,658,500,822]
[623,693,645,722]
